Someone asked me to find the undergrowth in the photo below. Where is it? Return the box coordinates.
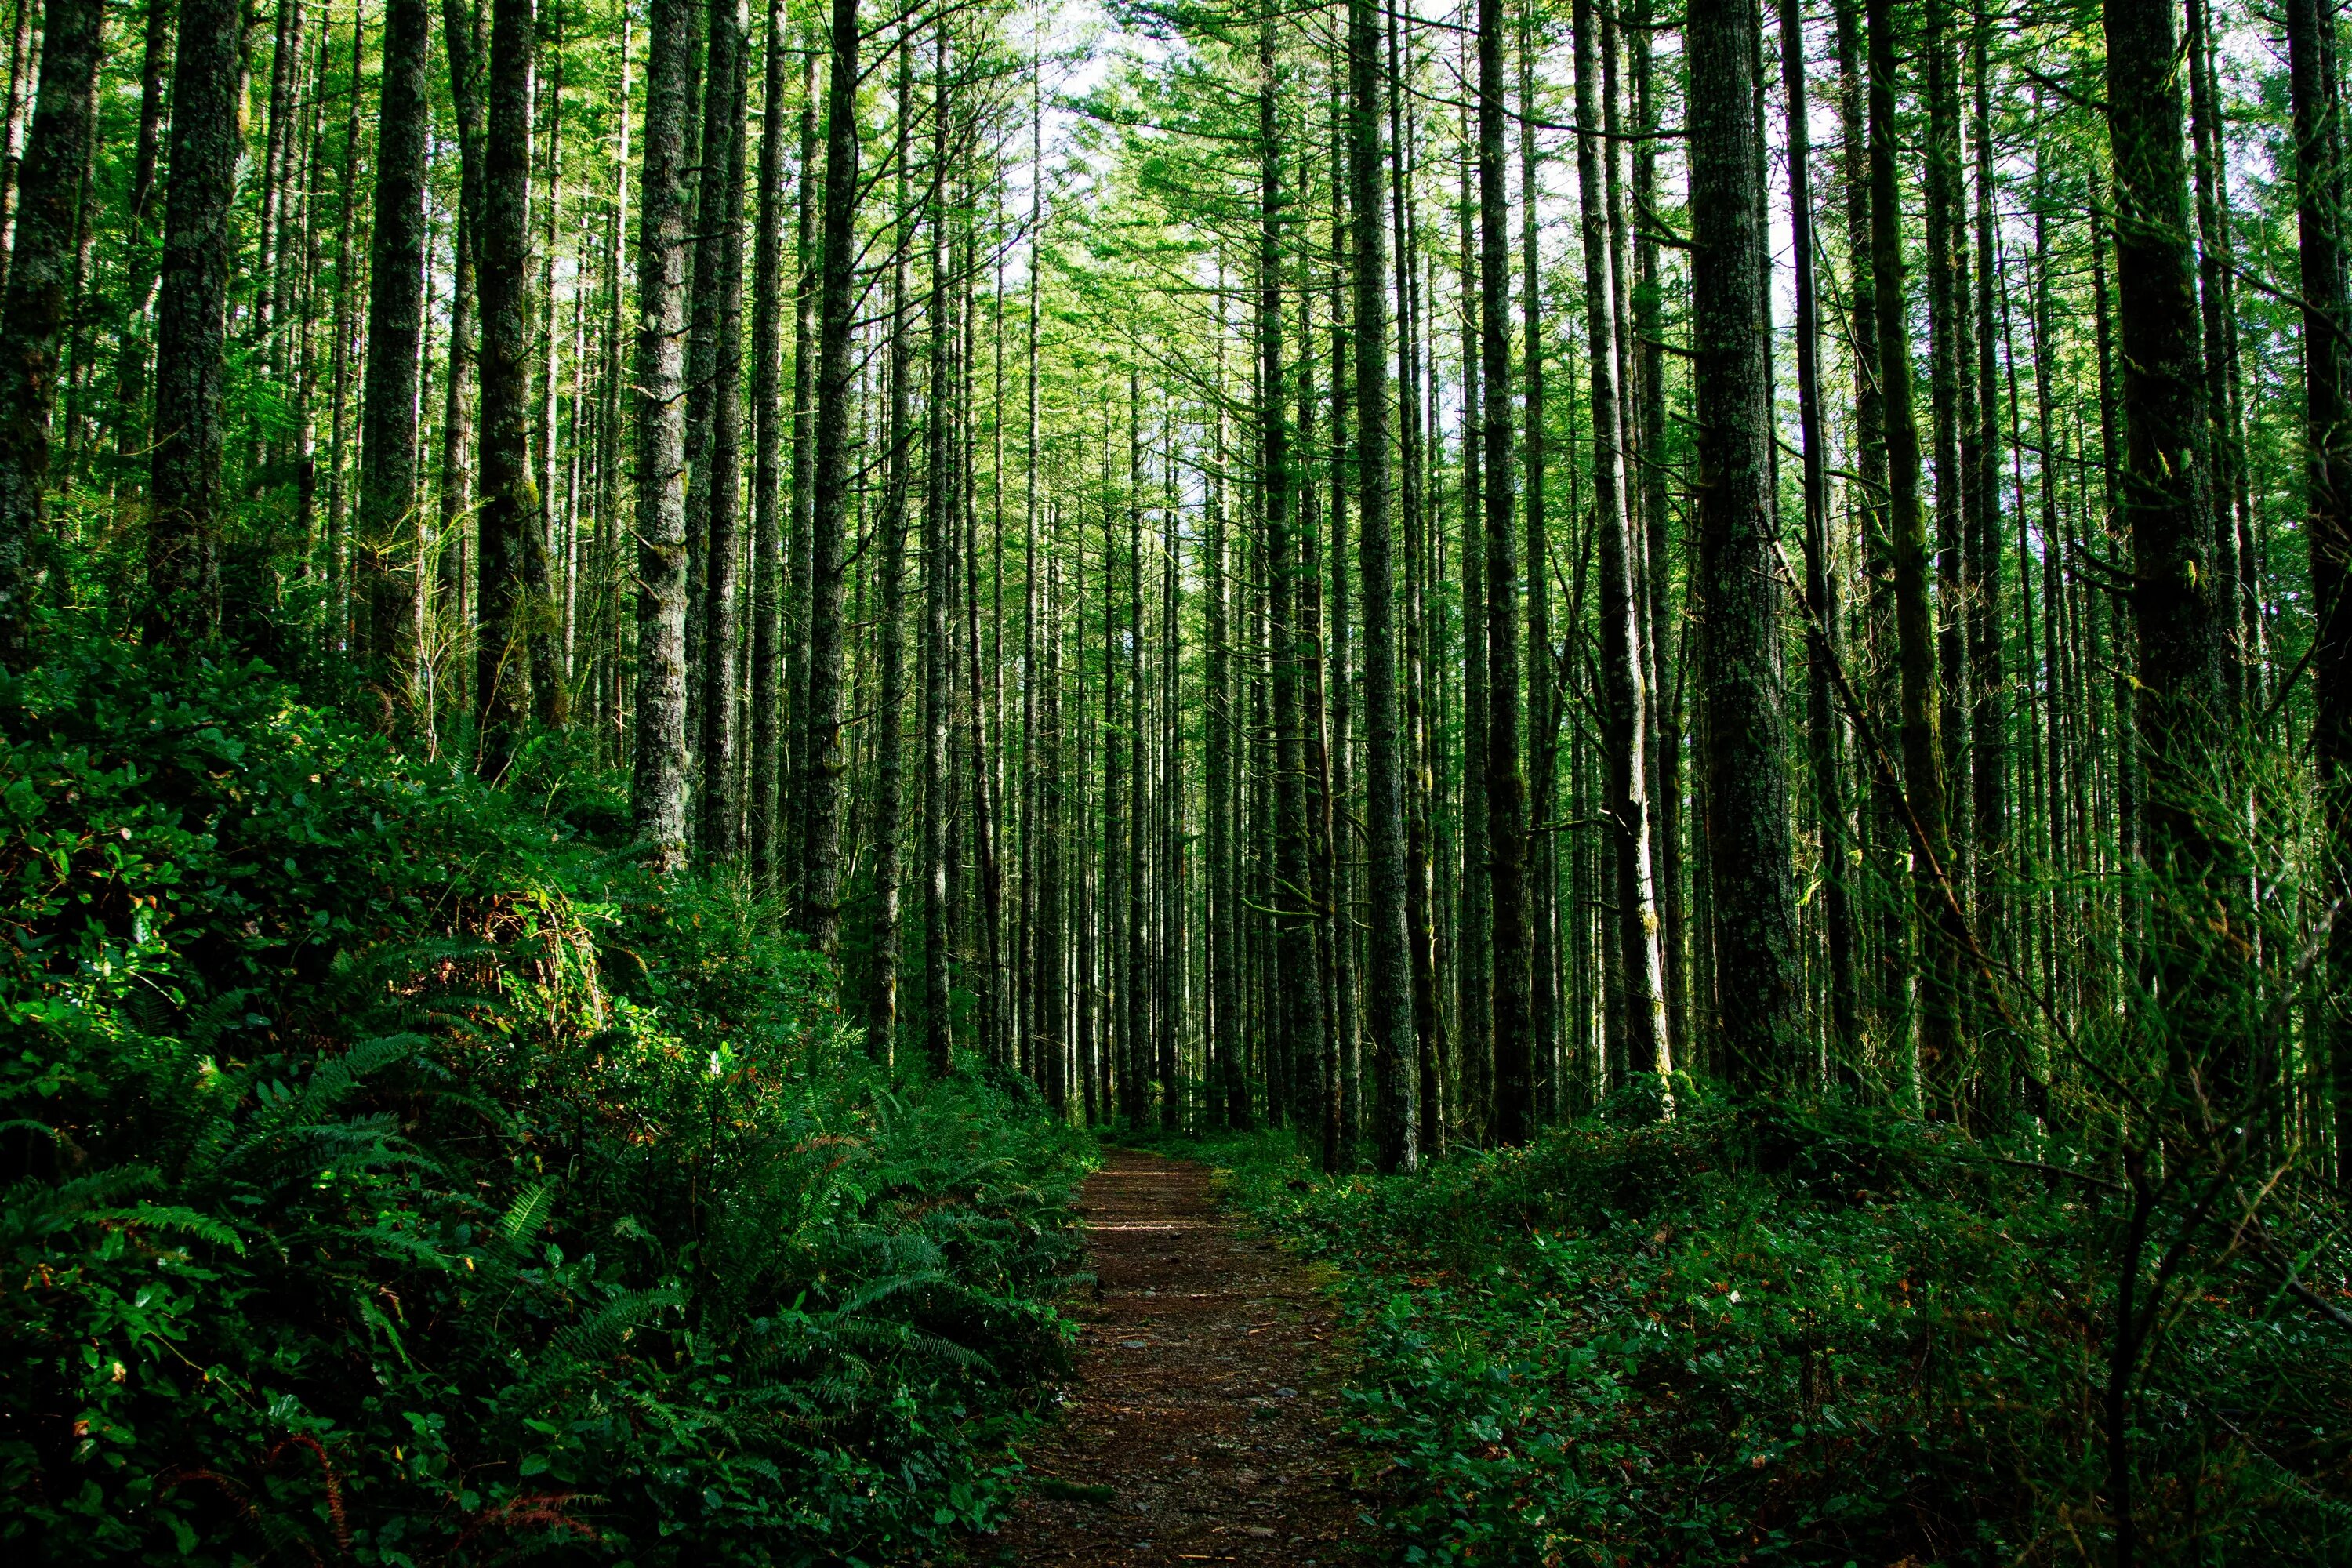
[0,635,1091,1565]
[1200,1104,2352,1566]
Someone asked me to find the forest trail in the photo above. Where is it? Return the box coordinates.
[982,1149,1371,1566]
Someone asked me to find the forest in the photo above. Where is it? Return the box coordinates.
[2,0,2350,1555]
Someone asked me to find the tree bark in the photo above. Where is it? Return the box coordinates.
[1690,0,1799,1092]
[749,0,789,891]
[923,27,957,1076]
[695,0,749,859]
[358,0,433,700]
[1475,0,1531,1144]
[868,38,917,1066]
[797,0,862,952]
[2104,0,2229,1106]
[147,0,244,644]
[782,49,820,895]
[440,0,487,680]
[1574,0,1670,1099]
[1778,0,1857,1071]
[2288,0,2352,1182]
[477,0,540,775]
[1871,0,1960,1105]
[630,0,696,869]
[0,0,101,663]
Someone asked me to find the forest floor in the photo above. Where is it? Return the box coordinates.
[974,1148,1374,1566]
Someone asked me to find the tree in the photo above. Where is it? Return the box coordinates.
[632,0,697,869]
[2288,0,2352,1181]
[0,0,102,662]
[749,0,792,889]
[2105,0,2229,1104]
[1352,0,1414,1169]
[147,0,246,642]
[1478,0,1532,1144]
[358,0,434,699]
[1573,0,1668,1098]
[695,0,750,858]
[1690,0,1799,1091]
[477,0,542,776]
[797,0,862,953]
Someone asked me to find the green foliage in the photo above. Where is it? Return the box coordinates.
[1207,1104,2352,1566]
[0,635,1090,1564]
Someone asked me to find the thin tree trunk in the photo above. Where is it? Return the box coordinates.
[868,38,917,1065]
[923,27,957,1075]
[1871,0,1958,1105]
[1778,0,1857,1070]
[1518,7,1559,1123]
[782,49,819,892]
[749,0,788,890]
[1574,0,1669,1099]
[797,0,862,951]
[440,0,486,688]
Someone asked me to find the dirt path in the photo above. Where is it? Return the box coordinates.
[979,1149,1370,1566]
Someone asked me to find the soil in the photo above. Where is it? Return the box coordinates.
[975,1147,1374,1566]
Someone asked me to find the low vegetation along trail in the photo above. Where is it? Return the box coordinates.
[985,1149,1370,1566]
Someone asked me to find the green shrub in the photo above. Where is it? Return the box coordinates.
[1209,1103,2352,1566]
[0,637,1089,1565]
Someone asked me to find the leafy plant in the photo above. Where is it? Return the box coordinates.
[0,637,1091,1565]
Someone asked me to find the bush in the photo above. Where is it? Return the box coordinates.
[0,637,1089,1565]
[1207,1102,2352,1566]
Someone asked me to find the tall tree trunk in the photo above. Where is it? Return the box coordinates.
[630,0,696,870]
[477,0,540,775]
[147,0,244,643]
[2104,0,2229,1107]
[2288,0,2352,1183]
[797,0,862,952]
[1389,2,1440,1154]
[1456,79,1492,1139]
[1871,0,1959,1105]
[1210,268,1252,1130]
[1778,0,1857,1070]
[1476,0,1531,1145]
[109,0,174,508]
[1125,379,1152,1120]
[749,0,788,891]
[695,0,749,859]
[441,0,487,683]
[1965,2,2006,1113]
[1924,0,1970,902]
[784,49,819,892]
[1574,0,1669,1100]
[868,38,917,1066]
[0,0,101,662]
[923,27,957,1076]
[1631,0,1682,1060]
[1260,7,1321,1138]
[1518,8,1559,1123]
[358,0,432,702]
[1690,0,1798,1091]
